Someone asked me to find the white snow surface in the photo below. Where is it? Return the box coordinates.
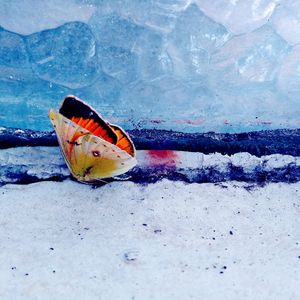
[0,179,299,300]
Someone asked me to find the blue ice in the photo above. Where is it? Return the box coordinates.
[0,0,299,133]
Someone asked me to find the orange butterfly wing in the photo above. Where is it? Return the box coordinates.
[49,110,137,182]
[110,124,136,158]
[60,95,136,158]
[49,96,137,182]
[59,96,118,145]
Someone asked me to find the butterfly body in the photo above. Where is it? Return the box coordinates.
[49,96,137,183]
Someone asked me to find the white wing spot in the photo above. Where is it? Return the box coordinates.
[92,151,101,157]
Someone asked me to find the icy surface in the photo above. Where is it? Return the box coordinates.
[26,22,101,89]
[0,0,95,35]
[0,1,300,132]
[211,26,289,84]
[195,0,279,35]
[0,180,299,299]
[278,45,300,99]
[271,0,300,45]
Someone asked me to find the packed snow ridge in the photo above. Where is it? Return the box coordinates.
[0,147,299,185]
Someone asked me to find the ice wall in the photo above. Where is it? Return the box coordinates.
[0,0,299,133]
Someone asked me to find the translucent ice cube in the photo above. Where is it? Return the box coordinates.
[214,82,294,130]
[90,13,144,50]
[195,0,279,34]
[0,27,34,81]
[0,0,95,35]
[167,4,230,80]
[135,30,168,81]
[271,2,300,45]
[87,0,189,33]
[0,0,299,133]
[98,46,137,84]
[278,45,300,99]
[0,79,69,130]
[211,25,290,84]
[119,76,215,122]
[91,13,167,82]
[0,28,28,67]
[26,22,101,89]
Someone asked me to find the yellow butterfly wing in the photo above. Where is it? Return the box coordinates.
[49,109,137,182]
[49,109,88,172]
[71,134,137,182]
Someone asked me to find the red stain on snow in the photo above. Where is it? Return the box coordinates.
[147,150,178,167]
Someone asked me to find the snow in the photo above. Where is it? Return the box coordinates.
[263,154,296,171]
[1,147,299,184]
[0,179,299,299]
[230,152,261,173]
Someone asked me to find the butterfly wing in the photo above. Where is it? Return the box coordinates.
[110,124,136,158]
[59,95,118,144]
[49,109,137,182]
[49,109,90,175]
[71,134,137,182]
[59,96,136,157]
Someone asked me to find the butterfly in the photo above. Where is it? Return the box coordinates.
[49,95,137,183]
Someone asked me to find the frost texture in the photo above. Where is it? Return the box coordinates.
[0,1,299,132]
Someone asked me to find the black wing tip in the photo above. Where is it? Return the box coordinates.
[58,95,118,144]
[60,95,88,114]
